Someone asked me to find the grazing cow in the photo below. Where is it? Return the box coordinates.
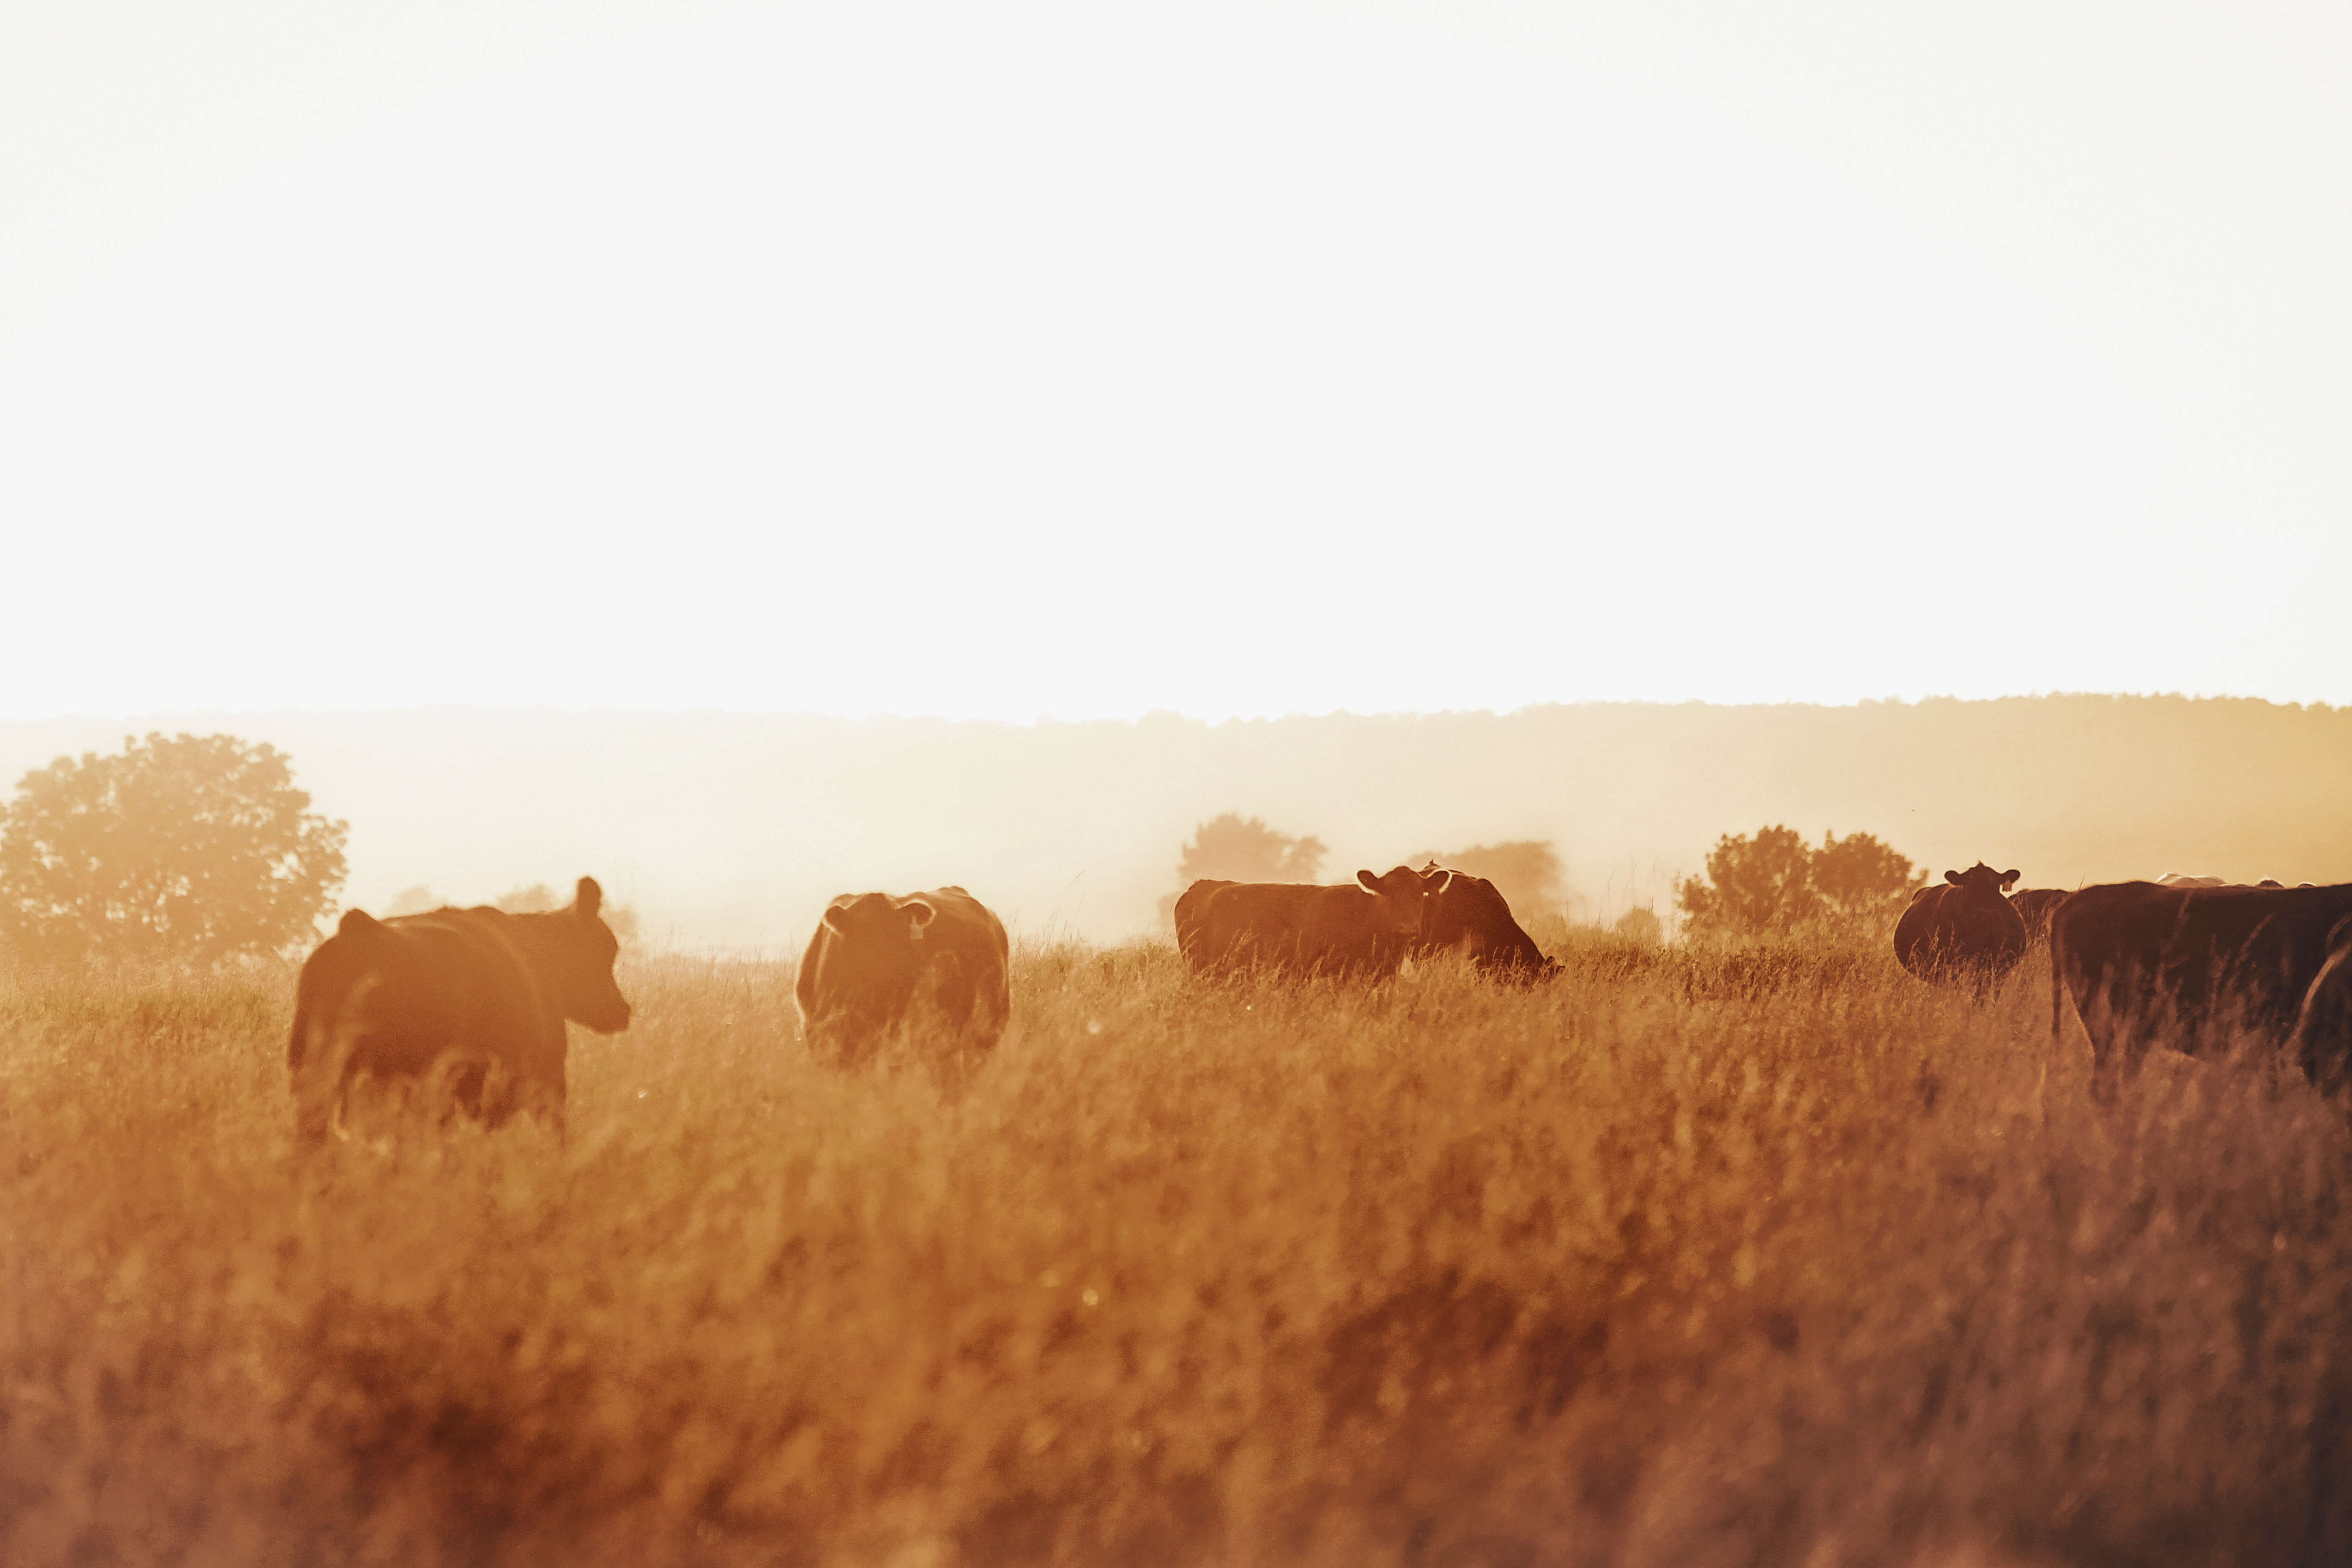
[1418,867,1561,980]
[1893,862,2026,992]
[287,876,632,1146]
[2289,916,2352,1095]
[795,886,1010,1064]
[2051,881,2352,1096]
[2006,887,2073,946]
[2157,872,2234,889]
[1179,866,1447,978]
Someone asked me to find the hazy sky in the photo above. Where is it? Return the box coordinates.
[3,0,2345,723]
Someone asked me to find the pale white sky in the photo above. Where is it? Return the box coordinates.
[2,0,2345,723]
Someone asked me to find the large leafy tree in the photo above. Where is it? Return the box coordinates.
[1676,824,1922,939]
[1176,812,1328,886]
[1810,828,1927,922]
[0,732,348,962]
[1678,824,1820,937]
[1161,812,1328,928]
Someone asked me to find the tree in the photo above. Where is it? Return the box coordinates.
[495,883,561,913]
[1676,824,1922,940]
[1160,812,1328,927]
[1677,824,1822,938]
[0,732,348,963]
[1614,905,1663,944]
[1176,813,1328,886]
[1810,829,1927,923]
[1410,840,1564,916]
[384,884,441,916]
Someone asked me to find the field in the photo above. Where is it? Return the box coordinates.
[5,931,2350,1568]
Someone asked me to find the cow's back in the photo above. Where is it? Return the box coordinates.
[1173,879,1235,967]
[2054,882,2352,1076]
[1187,882,1393,976]
[289,906,561,1144]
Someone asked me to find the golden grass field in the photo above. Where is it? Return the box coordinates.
[6,927,2350,1568]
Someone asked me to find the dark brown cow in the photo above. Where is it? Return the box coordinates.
[795,886,1010,1064]
[2051,881,2352,1096]
[1418,868,1560,980]
[1178,866,1446,977]
[288,876,631,1145]
[2289,916,2352,1094]
[1893,862,2025,992]
[1172,878,1235,968]
[2006,887,2073,945]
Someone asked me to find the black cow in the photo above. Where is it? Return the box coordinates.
[1893,862,2025,993]
[2290,916,2352,1095]
[288,876,631,1145]
[1418,868,1560,980]
[795,886,1010,1064]
[2051,882,2352,1096]
[1177,867,1445,978]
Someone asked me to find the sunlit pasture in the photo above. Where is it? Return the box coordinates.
[5,931,2349,1566]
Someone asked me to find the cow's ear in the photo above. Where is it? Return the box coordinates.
[821,905,853,936]
[2000,869,2021,889]
[1357,869,1382,893]
[1944,870,1965,887]
[905,900,938,932]
[338,908,379,938]
[575,877,603,918]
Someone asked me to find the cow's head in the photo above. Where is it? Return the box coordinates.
[1356,864,1449,939]
[531,876,632,1034]
[821,892,940,988]
[1944,863,2022,899]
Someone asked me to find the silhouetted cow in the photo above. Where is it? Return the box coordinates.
[2051,881,2352,1097]
[1418,868,1561,980]
[2290,916,2352,1095]
[1172,878,1235,969]
[795,886,1010,1064]
[2006,887,2073,945]
[1893,862,2025,993]
[288,876,631,1145]
[1179,866,1446,978]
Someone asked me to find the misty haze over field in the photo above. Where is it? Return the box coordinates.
[5,695,2343,952]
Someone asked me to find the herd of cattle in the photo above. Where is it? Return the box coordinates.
[1894,864,2352,1097]
[284,860,2352,1143]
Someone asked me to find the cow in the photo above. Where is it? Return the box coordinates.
[1177,866,1447,978]
[287,875,632,1146]
[1172,878,1235,968]
[2288,916,2352,1095]
[2006,887,2073,946]
[795,886,1010,1065]
[1893,862,2025,993]
[2050,881,2352,1098]
[1417,867,1561,980]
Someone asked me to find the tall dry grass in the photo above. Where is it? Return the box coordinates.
[4,934,2348,1567]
